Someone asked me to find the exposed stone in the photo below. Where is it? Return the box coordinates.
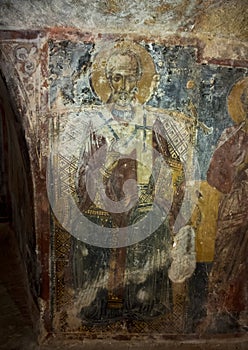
[0,0,247,348]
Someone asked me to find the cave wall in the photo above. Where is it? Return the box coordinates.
[0,0,247,345]
[0,73,39,347]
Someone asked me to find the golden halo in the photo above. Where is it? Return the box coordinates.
[228,76,248,124]
[91,40,156,104]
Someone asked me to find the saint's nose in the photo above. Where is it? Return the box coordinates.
[120,76,127,90]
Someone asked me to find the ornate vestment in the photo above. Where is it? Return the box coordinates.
[72,103,195,322]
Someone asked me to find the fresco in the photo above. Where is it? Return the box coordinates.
[47,38,248,334]
[199,77,248,333]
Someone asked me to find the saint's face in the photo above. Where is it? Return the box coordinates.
[108,54,140,107]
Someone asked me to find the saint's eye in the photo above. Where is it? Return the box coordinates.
[112,75,122,82]
[127,75,136,82]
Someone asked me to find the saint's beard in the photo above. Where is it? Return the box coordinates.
[110,90,136,108]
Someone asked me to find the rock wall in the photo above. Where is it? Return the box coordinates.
[0,0,247,345]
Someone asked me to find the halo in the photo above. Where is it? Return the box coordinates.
[228,76,248,124]
[90,40,156,104]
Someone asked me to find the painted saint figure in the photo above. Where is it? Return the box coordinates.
[72,41,197,323]
[202,77,248,333]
